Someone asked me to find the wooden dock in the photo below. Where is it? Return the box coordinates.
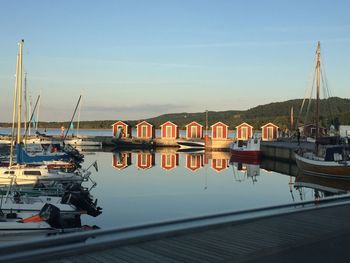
[2,196,350,262]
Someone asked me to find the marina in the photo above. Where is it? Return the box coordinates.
[1,1,350,261]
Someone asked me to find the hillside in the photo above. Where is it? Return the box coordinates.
[1,97,350,130]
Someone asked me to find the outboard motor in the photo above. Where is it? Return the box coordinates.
[61,183,102,217]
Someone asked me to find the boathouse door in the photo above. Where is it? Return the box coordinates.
[217,126,223,139]
[141,126,148,138]
[166,126,172,138]
[242,127,248,140]
[267,127,274,140]
[191,126,198,138]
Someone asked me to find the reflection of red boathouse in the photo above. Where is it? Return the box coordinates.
[136,152,155,170]
[185,154,204,172]
[211,158,229,173]
[112,152,132,170]
[161,153,179,171]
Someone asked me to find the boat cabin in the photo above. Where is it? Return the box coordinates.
[136,152,155,170]
[236,122,253,140]
[185,121,203,139]
[299,124,327,138]
[261,122,279,141]
[211,122,229,140]
[160,121,179,139]
[136,121,155,139]
[112,152,132,170]
[112,121,132,138]
[160,153,179,171]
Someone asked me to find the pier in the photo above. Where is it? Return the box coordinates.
[1,196,350,262]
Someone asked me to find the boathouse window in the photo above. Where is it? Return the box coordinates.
[166,126,172,138]
[23,170,42,175]
[141,126,148,138]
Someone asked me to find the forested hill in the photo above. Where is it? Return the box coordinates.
[1,97,350,130]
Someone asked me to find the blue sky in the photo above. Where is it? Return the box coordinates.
[1,0,350,121]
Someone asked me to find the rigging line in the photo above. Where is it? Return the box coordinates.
[304,69,316,127]
[296,55,317,128]
[320,58,335,126]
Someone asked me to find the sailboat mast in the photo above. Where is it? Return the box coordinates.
[17,40,24,145]
[315,41,321,139]
[9,49,20,167]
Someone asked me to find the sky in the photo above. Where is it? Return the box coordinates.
[0,0,350,122]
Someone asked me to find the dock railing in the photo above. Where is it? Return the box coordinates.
[2,194,350,262]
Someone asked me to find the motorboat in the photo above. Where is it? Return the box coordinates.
[177,140,205,152]
[230,138,262,161]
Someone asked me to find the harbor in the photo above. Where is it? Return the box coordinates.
[1,0,350,261]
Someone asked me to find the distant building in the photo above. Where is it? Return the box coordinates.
[261,122,279,141]
[236,122,253,140]
[299,124,327,138]
[112,121,132,138]
[211,122,229,140]
[136,152,155,170]
[160,121,179,139]
[185,121,203,139]
[339,125,350,137]
[211,158,229,173]
[160,153,179,171]
[136,121,155,139]
[185,154,203,172]
[112,152,132,170]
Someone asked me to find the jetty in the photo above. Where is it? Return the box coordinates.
[1,195,350,262]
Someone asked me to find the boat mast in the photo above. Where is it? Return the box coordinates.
[315,41,321,140]
[9,44,20,167]
[17,40,24,145]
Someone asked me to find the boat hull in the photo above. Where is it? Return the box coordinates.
[230,150,262,162]
[295,153,350,179]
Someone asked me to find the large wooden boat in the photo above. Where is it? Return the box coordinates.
[295,146,350,179]
[295,42,350,179]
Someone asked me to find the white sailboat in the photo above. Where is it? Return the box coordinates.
[65,96,102,147]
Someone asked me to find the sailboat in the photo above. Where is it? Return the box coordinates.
[0,40,86,185]
[65,96,102,147]
[295,42,350,179]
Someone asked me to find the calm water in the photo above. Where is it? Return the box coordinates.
[80,149,322,229]
[0,128,342,229]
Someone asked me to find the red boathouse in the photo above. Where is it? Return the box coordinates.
[185,154,203,172]
[236,122,253,140]
[185,121,203,139]
[261,122,279,141]
[161,153,179,171]
[211,158,229,173]
[136,121,155,139]
[136,152,155,170]
[112,121,132,138]
[160,121,179,139]
[112,152,132,170]
[211,122,229,140]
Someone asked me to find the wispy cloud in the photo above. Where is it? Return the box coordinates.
[84,103,189,114]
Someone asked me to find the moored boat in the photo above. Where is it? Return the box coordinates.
[230,138,262,161]
[295,145,350,179]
